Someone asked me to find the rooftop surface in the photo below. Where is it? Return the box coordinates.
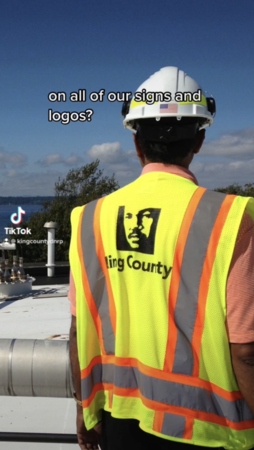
[0,281,80,450]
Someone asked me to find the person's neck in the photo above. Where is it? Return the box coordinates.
[143,159,190,169]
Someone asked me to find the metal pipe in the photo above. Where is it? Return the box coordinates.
[0,432,78,443]
[0,339,73,398]
[0,242,16,250]
[47,228,55,277]
[44,222,58,277]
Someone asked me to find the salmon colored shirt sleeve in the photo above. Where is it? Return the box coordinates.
[226,211,254,343]
[68,164,254,344]
[68,270,76,317]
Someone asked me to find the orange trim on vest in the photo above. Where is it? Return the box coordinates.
[192,195,236,377]
[93,198,117,337]
[80,355,243,402]
[82,384,254,431]
[81,355,114,377]
[183,417,194,440]
[81,382,114,408]
[133,389,254,431]
[77,206,106,354]
[108,390,113,409]
[163,187,207,372]
[153,411,164,433]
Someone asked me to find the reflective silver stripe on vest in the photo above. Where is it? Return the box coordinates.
[81,363,254,423]
[81,200,115,355]
[172,190,227,375]
[161,413,186,438]
[81,362,115,398]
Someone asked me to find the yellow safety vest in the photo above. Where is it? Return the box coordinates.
[69,172,254,449]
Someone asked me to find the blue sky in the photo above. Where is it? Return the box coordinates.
[1,0,254,195]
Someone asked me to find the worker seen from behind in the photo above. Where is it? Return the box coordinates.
[69,66,254,450]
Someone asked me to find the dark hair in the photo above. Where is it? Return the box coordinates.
[136,136,199,164]
[135,117,204,164]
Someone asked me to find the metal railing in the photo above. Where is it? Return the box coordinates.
[0,432,78,443]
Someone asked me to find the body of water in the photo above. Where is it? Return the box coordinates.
[0,204,42,240]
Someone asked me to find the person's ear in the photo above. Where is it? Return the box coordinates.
[193,129,205,155]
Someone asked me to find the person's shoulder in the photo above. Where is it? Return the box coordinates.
[101,178,141,201]
[206,189,229,197]
[206,190,254,208]
[70,205,86,223]
[237,210,254,242]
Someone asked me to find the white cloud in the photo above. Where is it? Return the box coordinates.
[0,170,63,196]
[107,162,141,186]
[204,163,224,172]
[64,154,83,166]
[0,147,27,169]
[191,158,254,189]
[37,153,83,166]
[190,161,204,174]
[44,154,63,165]
[7,169,17,178]
[202,128,254,158]
[2,127,254,196]
[87,142,140,186]
[86,133,254,190]
[87,142,135,164]
[190,128,254,188]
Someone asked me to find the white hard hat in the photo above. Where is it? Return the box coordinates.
[122,67,216,133]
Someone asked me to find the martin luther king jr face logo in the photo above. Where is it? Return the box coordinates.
[116,206,161,254]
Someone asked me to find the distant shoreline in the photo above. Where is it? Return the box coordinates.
[0,197,55,206]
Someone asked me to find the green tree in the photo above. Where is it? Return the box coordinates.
[240,183,254,197]
[214,183,254,197]
[15,160,119,262]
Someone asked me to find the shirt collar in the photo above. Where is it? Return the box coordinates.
[141,163,199,185]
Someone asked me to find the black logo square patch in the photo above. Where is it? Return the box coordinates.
[116,206,161,255]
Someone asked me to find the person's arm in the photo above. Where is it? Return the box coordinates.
[231,342,254,415]
[69,315,82,400]
[226,211,254,414]
[69,315,102,450]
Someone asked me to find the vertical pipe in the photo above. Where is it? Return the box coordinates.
[44,222,58,278]
[47,228,55,277]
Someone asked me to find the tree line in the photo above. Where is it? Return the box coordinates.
[6,160,254,263]
[12,160,119,262]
